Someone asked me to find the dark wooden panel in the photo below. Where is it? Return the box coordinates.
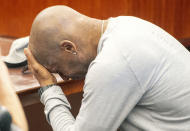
[0,0,190,39]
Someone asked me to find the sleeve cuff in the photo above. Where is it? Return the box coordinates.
[40,85,71,123]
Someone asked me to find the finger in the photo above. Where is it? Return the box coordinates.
[24,48,39,65]
[27,63,32,72]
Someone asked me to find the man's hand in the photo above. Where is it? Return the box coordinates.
[24,48,57,87]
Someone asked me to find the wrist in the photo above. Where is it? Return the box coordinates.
[38,84,57,97]
[39,80,57,87]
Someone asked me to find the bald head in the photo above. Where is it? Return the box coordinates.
[29,5,104,80]
[30,6,86,64]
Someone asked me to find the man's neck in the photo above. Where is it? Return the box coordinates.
[102,20,108,35]
[91,19,108,50]
[84,18,108,61]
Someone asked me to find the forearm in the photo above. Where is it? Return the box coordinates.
[48,101,75,131]
[0,59,28,131]
[41,85,75,131]
[0,77,28,131]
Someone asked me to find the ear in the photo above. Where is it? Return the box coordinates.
[59,40,77,55]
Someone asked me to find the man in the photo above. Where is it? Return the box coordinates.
[24,5,190,131]
[0,56,28,131]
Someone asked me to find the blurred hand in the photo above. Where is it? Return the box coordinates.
[0,56,12,89]
[24,48,57,87]
[0,53,28,131]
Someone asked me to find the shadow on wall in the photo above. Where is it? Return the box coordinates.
[180,38,190,51]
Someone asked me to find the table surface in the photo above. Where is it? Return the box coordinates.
[0,37,84,97]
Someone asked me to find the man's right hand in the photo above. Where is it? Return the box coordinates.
[24,48,57,87]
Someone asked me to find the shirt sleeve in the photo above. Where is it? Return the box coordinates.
[40,57,146,131]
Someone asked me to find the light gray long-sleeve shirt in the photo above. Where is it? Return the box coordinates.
[40,16,190,131]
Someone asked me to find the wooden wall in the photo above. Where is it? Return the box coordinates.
[0,0,190,39]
